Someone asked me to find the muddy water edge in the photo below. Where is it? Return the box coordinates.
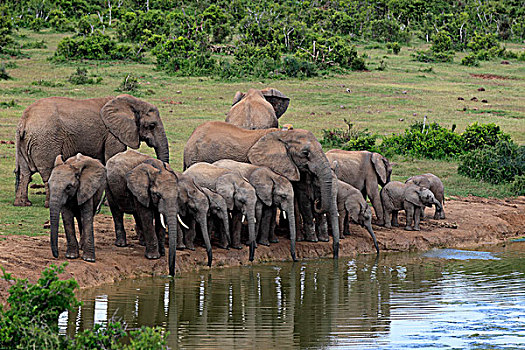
[65,241,525,349]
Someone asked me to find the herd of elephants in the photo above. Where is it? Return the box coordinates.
[13,88,445,276]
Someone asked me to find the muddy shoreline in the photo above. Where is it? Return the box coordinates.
[1,196,524,302]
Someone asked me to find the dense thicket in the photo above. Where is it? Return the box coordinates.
[3,0,524,76]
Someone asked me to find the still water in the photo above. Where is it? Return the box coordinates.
[62,242,525,349]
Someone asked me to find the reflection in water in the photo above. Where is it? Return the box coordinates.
[65,242,525,349]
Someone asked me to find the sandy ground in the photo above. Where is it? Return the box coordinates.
[1,196,524,302]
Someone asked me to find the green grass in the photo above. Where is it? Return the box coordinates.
[0,29,524,236]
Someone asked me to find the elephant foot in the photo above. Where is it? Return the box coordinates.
[176,243,186,250]
[317,234,330,242]
[269,237,279,244]
[185,244,196,251]
[339,234,345,239]
[384,223,392,229]
[304,224,317,242]
[414,226,421,231]
[304,235,318,242]
[158,245,165,256]
[257,239,270,246]
[145,249,161,259]
[404,226,415,231]
[231,245,243,250]
[13,198,32,207]
[66,249,79,259]
[217,243,229,250]
[115,239,127,247]
[82,253,96,263]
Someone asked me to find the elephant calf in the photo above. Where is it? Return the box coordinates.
[381,181,442,231]
[48,153,106,262]
[406,173,445,219]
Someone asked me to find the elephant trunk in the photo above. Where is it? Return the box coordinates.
[49,199,62,258]
[365,221,380,254]
[434,199,443,212]
[197,211,212,267]
[220,207,231,246]
[154,130,170,163]
[167,215,178,276]
[284,203,297,261]
[246,204,256,262]
[311,157,334,214]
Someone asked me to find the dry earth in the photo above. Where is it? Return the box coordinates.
[1,196,524,303]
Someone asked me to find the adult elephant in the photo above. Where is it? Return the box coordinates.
[14,94,169,207]
[326,150,392,226]
[183,121,339,258]
[225,88,290,129]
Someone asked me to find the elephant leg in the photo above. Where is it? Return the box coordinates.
[133,213,146,246]
[316,214,329,242]
[420,206,426,221]
[343,213,350,236]
[231,212,243,249]
[268,208,278,243]
[13,156,33,206]
[107,193,127,247]
[405,206,415,231]
[294,198,305,242]
[75,210,84,250]
[257,206,272,246]
[80,200,95,262]
[154,213,166,257]
[392,210,399,227]
[366,181,385,226]
[62,208,79,259]
[413,207,421,231]
[136,206,160,259]
[177,221,187,250]
[384,209,393,229]
[185,218,197,251]
[255,201,263,242]
[295,186,317,242]
[338,211,345,239]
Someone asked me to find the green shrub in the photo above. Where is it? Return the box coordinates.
[461,53,479,66]
[431,31,453,53]
[380,121,463,159]
[320,120,378,152]
[467,32,505,59]
[414,50,454,63]
[351,56,367,71]
[461,122,511,152]
[386,42,401,54]
[509,175,525,196]
[280,55,318,78]
[68,67,102,85]
[117,73,140,92]
[458,141,525,184]
[0,64,11,80]
[153,37,216,76]
[55,33,140,61]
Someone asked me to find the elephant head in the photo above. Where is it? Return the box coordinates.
[125,159,181,274]
[49,153,106,259]
[371,152,392,187]
[232,88,290,119]
[100,94,169,163]
[347,199,379,254]
[405,185,442,210]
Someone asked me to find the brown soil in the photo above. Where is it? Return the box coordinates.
[470,73,513,80]
[1,196,524,303]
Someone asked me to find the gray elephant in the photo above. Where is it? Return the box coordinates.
[48,153,106,262]
[326,150,392,226]
[225,88,290,129]
[14,94,169,207]
[106,150,187,276]
[184,162,257,261]
[199,188,230,249]
[335,179,379,253]
[406,173,445,219]
[380,181,443,231]
[183,121,340,258]
[213,159,297,261]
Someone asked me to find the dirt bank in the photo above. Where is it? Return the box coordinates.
[1,196,524,300]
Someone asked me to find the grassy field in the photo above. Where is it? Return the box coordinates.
[0,29,524,236]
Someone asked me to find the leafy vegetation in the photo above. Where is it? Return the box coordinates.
[67,67,102,85]
[320,120,378,152]
[0,264,168,349]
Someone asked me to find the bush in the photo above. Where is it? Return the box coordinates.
[381,121,463,159]
[320,120,378,152]
[461,53,479,67]
[153,37,216,76]
[509,175,525,196]
[431,31,453,53]
[458,141,525,184]
[68,67,102,85]
[55,33,140,61]
[467,32,505,59]
[386,42,401,54]
[117,73,139,92]
[461,122,511,152]
[414,50,454,63]
[0,264,169,349]
[0,64,11,80]
[351,56,367,71]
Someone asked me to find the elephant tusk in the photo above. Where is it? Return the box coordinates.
[177,214,189,230]
[242,215,246,223]
[283,210,287,220]
[160,214,166,229]
[229,212,232,219]
[254,217,256,223]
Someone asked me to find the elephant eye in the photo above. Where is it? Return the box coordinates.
[301,149,309,157]
[147,123,156,130]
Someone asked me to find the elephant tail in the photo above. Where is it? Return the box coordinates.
[14,123,25,191]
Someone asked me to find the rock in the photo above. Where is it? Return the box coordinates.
[176,90,182,94]
[399,118,404,121]
[310,112,315,115]
[413,113,417,116]
[481,99,488,103]
[402,91,407,94]
[196,97,203,100]
[458,97,464,100]
[477,87,485,91]
[463,107,467,111]
[471,97,478,101]
[340,105,346,109]
[43,220,50,229]
[345,88,351,93]
[501,60,510,65]
[326,112,331,115]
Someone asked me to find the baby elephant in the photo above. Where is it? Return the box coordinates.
[405,173,445,219]
[48,153,106,262]
[381,181,442,231]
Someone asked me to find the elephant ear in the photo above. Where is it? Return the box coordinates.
[54,155,65,167]
[216,175,235,210]
[405,185,423,207]
[73,156,107,206]
[346,199,360,223]
[248,132,300,182]
[232,91,245,106]
[126,163,159,207]
[100,94,140,149]
[261,88,290,119]
[371,152,390,186]
[250,169,273,207]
